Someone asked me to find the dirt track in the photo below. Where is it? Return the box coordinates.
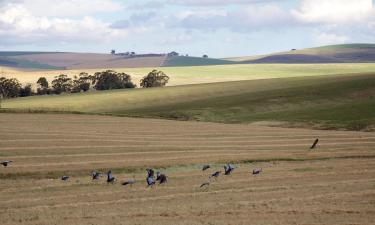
[0,114,374,224]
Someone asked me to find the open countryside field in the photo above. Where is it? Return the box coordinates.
[3,72,375,131]
[0,113,375,225]
[2,63,375,87]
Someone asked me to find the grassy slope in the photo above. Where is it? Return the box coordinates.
[163,56,236,67]
[3,73,375,131]
[0,52,65,70]
[227,44,375,63]
[0,57,64,70]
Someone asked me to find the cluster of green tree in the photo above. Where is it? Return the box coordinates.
[0,70,169,101]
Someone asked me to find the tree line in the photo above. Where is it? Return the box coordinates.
[0,70,169,99]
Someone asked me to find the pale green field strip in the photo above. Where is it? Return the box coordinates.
[2,63,375,87]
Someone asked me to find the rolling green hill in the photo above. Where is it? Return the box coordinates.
[163,56,236,67]
[0,56,65,70]
[3,73,375,131]
[227,44,375,63]
[2,43,375,70]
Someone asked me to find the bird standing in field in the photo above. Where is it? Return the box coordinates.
[156,172,168,184]
[210,171,221,179]
[146,169,156,187]
[146,169,155,178]
[91,171,101,180]
[310,138,319,150]
[1,160,12,167]
[224,164,235,175]
[252,168,262,175]
[61,176,70,181]
[147,176,155,187]
[202,165,210,171]
[107,171,115,184]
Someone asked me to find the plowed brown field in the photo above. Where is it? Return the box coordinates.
[0,114,374,225]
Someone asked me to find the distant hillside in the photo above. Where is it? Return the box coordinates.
[163,56,235,67]
[0,52,238,70]
[227,44,375,64]
[2,43,375,70]
[5,52,167,70]
[0,56,64,70]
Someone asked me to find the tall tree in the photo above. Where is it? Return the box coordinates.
[140,70,169,88]
[37,77,49,89]
[52,74,72,94]
[36,77,49,95]
[19,84,34,97]
[0,77,21,98]
[72,72,91,93]
[92,70,135,90]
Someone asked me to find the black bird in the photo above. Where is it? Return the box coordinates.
[156,172,168,184]
[202,165,210,171]
[310,138,319,150]
[200,181,210,188]
[122,179,136,186]
[91,171,101,180]
[1,160,12,167]
[107,171,115,183]
[252,168,262,175]
[146,168,155,178]
[210,171,221,179]
[224,164,235,175]
[147,176,155,187]
[61,176,70,181]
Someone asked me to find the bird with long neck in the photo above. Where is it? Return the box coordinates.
[107,171,115,183]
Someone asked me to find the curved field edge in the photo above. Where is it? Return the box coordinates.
[2,73,375,131]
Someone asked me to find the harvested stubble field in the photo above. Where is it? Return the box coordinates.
[0,113,375,225]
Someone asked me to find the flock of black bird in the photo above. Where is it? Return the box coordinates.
[0,139,319,189]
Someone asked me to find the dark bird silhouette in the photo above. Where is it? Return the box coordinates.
[122,179,136,186]
[91,171,101,180]
[156,172,168,184]
[310,138,319,150]
[1,160,12,167]
[252,168,262,175]
[200,181,210,188]
[202,165,210,171]
[61,176,70,181]
[224,164,235,175]
[147,177,155,187]
[210,171,221,179]
[146,168,155,178]
[107,170,115,183]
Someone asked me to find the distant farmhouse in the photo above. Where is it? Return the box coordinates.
[167,51,179,57]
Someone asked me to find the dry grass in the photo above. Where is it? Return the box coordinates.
[0,113,374,224]
[2,63,375,88]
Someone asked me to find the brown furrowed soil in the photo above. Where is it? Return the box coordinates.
[0,113,374,225]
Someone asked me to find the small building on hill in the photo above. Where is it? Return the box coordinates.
[168,51,179,57]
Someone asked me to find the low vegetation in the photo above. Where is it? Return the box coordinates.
[140,70,169,88]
